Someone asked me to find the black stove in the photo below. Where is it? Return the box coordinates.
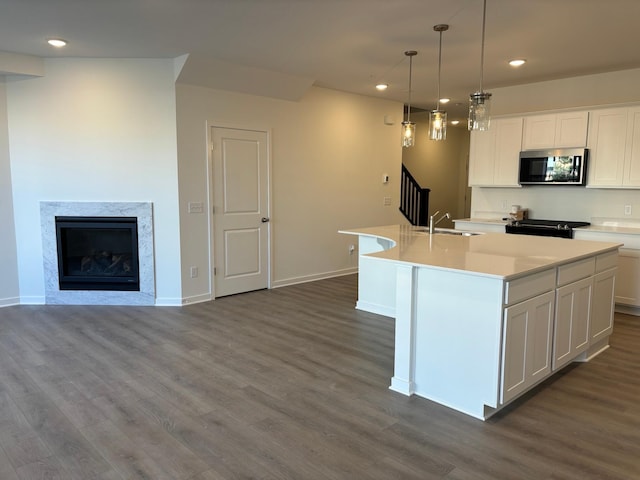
[505,219,590,238]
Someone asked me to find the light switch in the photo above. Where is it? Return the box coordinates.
[188,202,204,214]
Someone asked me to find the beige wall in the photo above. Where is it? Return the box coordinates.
[176,84,406,301]
[401,111,471,227]
[0,79,19,306]
[471,67,640,223]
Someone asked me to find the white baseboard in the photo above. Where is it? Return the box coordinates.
[356,300,395,318]
[0,297,20,307]
[615,303,640,316]
[181,293,213,305]
[271,267,357,289]
[154,297,183,306]
[18,296,45,305]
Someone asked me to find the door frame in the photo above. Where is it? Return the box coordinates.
[206,120,273,298]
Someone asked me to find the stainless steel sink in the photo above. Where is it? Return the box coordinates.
[433,228,482,236]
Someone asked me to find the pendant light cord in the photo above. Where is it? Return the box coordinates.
[437,29,442,110]
[407,54,413,122]
[480,0,487,93]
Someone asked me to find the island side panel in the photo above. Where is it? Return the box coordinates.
[389,264,417,395]
[356,236,397,317]
[412,267,505,419]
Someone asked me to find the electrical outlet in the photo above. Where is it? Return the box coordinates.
[383,196,392,206]
[625,204,632,216]
[502,200,508,210]
[349,244,355,255]
[190,266,198,278]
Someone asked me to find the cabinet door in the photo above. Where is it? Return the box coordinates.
[624,107,640,186]
[522,114,556,150]
[522,112,587,150]
[469,118,522,187]
[494,117,524,186]
[615,248,640,306]
[591,268,616,343]
[468,129,496,186]
[555,112,588,148]
[501,291,555,404]
[553,277,592,371]
[587,108,628,186]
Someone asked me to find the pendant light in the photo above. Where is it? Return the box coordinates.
[429,24,449,141]
[468,0,492,131]
[401,50,417,148]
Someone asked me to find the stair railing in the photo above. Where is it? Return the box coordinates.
[399,164,430,226]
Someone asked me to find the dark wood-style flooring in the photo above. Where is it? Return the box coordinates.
[0,274,639,479]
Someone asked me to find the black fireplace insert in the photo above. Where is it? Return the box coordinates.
[55,216,140,291]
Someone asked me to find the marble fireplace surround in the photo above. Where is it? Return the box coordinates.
[40,201,155,305]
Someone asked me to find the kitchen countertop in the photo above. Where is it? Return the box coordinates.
[453,217,508,225]
[455,217,640,235]
[340,224,621,280]
[580,223,640,235]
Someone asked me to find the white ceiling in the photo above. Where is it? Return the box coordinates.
[2,0,640,120]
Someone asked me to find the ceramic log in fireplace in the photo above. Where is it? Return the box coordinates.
[55,216,140,291]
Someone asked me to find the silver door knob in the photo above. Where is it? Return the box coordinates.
[261,217,270,223]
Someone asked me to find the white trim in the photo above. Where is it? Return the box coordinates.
[180,293,213,305]
[154,297,185,306]
[615,303,640,316]
[271,268,357,289]
[355,300,395,318]
[17,296,45,305]
[389,377,414,396]
[0,297,21,307]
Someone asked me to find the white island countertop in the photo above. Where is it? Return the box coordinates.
[340,224,621,280]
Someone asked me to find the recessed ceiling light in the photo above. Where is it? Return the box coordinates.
[509,59,526,67]
[439,98,450,104]
[47,38,67,48]
[375,83,388,91]
[450,120,460,125]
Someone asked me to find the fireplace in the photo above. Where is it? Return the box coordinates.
[55,216,140,291]
[41,201,154,305]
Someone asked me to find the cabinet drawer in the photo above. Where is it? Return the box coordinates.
[596,250,618,273]
[505,269,555,306]
[557,258,595,286]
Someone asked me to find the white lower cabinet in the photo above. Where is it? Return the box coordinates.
[501,252,617,406]
[501,291,555,404]
[553,277,592,370]
[615,248,640,306]
[591,268,616,343]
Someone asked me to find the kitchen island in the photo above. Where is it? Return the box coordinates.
[340,225,621,420]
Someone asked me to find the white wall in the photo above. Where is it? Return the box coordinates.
[6,59,183,304]
[0,79,20,306]
[176,84,405,300]
[471,68,640,222]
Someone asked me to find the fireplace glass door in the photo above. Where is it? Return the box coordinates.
[55,216,140,291]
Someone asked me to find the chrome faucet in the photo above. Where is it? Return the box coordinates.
[429,210,451,234]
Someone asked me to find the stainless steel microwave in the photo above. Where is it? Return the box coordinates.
[518,148,588,185]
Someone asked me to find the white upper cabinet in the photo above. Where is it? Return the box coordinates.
[469,117,523,187]
[522,111,589,150]
[587,106,640,187]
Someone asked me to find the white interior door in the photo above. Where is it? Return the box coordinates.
[211,127,269,297]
